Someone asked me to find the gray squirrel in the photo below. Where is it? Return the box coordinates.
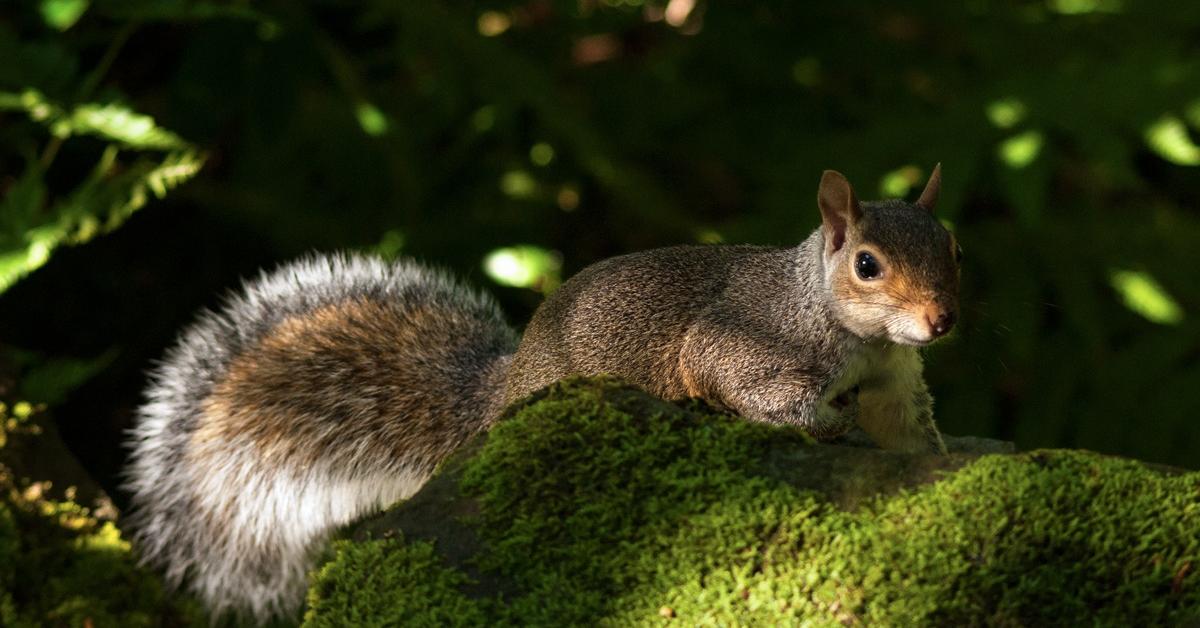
[124,167,960,623]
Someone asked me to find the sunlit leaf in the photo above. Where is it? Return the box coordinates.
[355,102,389,137]
[1144,115,1200,166]
[0,149,205,294]
[12,401,34,420]
[1109,270,1184,325]
[500,170,538,199]
[999,130,1043,168]
[70,103,187,149]
[0,90,187,150]
[879,165,922,198]
[986,98,1027,129]
[40,0,90,31]
[484,245,562,293]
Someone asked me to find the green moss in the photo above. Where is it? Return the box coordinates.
[307,377,1200,625]
[303,538,487,627]
[0,407,203,627]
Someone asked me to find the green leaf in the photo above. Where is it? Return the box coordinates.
[0,91,187,150]
[483,245,562,293]
[355,102,389,137]
[0,149,206,294]
[17,349,117,405]
[68,103,188,150]
[39,0,90,31]
[1109,269,1184,325]
[1144,115,1200,166]
[998,130,1044,168]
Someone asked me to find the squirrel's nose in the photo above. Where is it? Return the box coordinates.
[927,309,957,337]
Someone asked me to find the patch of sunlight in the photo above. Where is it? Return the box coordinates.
[484,246,562,293]
[696,229,724,244]
[472,106,496,133]
[557,185,580,211]
[40,0,88,30]
[355,102,388,137]
[999,130,1043,168]
[75,521,130,552]
[1047,0,1122,14]
[879,165,922,198]
[530,142,555,166]
[500,170,538,199]
[374,229,405,259]
[791,57,821,87]
[13,402,34,420]
[1144,115,1200,166]
[1109,269,1183,325]
[477,11,511,37]
[986,98,1027,129]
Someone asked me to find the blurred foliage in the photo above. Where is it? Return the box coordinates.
[1,0,1199,470]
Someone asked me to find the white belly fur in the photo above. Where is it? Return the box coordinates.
[824,340,930,452]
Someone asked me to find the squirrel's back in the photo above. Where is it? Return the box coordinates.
[506,241,838,403]
[124,253,516,623]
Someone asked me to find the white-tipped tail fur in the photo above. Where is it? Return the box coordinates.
[124,253,517,623]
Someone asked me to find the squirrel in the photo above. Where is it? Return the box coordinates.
[123,166,960,623]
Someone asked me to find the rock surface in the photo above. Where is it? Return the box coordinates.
[307,377,1200,626]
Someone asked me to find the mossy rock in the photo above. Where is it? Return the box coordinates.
[306,376,1200,626]
[0,406,203,627]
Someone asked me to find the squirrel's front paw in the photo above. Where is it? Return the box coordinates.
[829,384,860,415]
[811,385,859,440]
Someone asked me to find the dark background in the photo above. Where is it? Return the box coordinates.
[2,0,1198,500]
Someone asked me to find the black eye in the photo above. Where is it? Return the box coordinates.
[855,252,882,280]
[955,243,964,264]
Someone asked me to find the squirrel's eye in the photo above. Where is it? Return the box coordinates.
[954,243,964,264]
[855,252,882,280]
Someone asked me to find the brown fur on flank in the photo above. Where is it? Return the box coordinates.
[125,167,960,623]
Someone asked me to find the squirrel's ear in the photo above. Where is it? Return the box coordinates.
[915,163,942,212]
[818,170,862,253]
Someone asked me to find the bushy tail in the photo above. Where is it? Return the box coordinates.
[123,253,517,623]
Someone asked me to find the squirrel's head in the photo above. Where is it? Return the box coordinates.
[816,165,961,347]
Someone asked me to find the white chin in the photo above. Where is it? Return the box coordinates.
[888,332,934,347]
